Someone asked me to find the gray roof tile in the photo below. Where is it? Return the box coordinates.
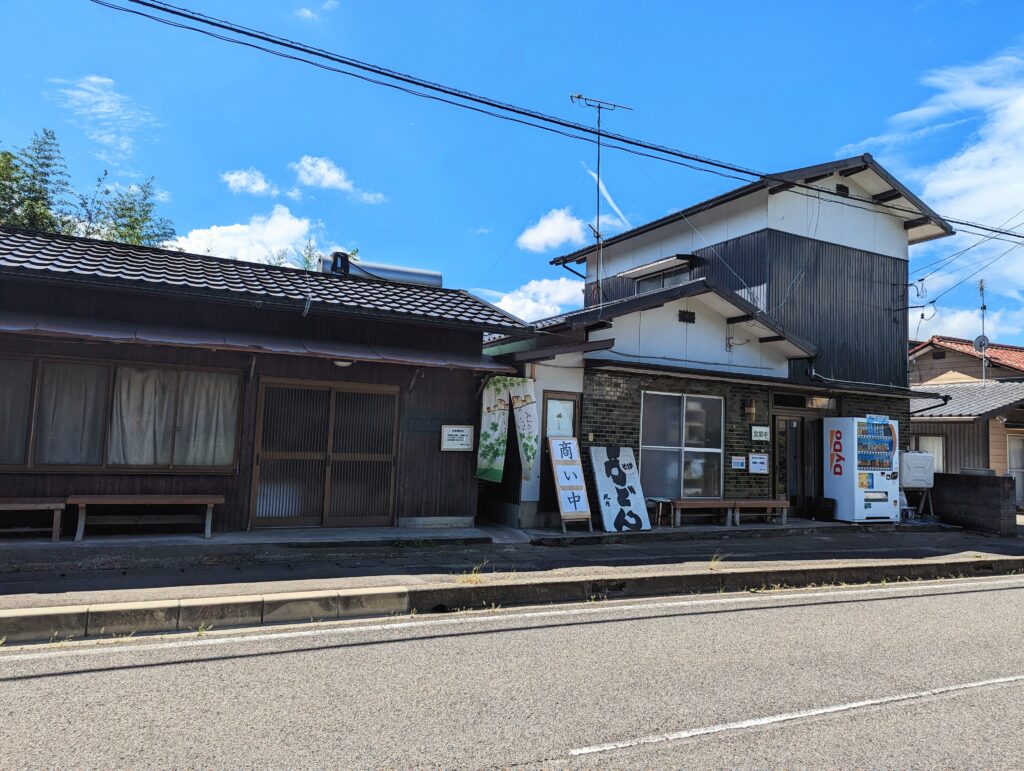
[911,381,1024,418]
[0,227,527,333]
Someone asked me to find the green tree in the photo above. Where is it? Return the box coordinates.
[0,129,72,232]
[101,178,175,246]
[0,129,176,246]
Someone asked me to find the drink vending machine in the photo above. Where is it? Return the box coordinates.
[823,416,900,523]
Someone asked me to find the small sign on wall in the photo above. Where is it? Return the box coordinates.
[751,425,771,442]
[731,455,747,470]
[441,425,474,452]
[748,453,769,474]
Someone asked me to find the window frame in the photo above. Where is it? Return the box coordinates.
[913,434,945,474]
[634,266,692,295]
[0,353,243,475]
[639,390,725,499]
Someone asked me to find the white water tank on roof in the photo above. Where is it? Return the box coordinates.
[900,451,935,489]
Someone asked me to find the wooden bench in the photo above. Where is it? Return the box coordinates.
[731,498,790,526]
[670,499,733,527]
[67,495,225,542]
[0,498,66,543]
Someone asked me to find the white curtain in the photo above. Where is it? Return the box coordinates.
[108,367,177,465]
[0,359,33,465]
[173,371,240,466]
[35,362,110,465]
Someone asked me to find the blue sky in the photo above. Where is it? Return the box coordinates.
[3,1,1023,338]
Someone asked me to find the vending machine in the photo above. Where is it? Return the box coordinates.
[823,416,900,523]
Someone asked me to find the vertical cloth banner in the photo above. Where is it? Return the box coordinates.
[476,376,539,483]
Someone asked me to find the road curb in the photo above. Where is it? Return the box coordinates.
[1,558,1020,645]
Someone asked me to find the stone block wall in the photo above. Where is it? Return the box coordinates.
[931,472,1017,537]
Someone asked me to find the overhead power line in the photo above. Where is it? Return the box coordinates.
[92,0,1024,248]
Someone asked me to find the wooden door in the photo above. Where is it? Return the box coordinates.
[250,380,399,528]
[539,391,581,512]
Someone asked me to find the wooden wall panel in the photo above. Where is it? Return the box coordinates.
[0,283,485,532]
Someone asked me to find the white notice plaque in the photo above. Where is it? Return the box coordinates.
[749,453,769,474]
[441,425,474,451]
[751,425,771,442]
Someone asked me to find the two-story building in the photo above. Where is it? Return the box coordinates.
[487,154,953,528]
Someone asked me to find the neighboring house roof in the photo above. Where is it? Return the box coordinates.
[551,153,954,266]
[489,277,816,359]
[911,381,1024,419]
[909,335,1024,375]
[0,227,527,334]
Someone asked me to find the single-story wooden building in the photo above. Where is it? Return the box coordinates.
[911,380,1024,503]
[0,226,527,535]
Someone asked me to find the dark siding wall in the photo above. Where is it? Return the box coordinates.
[0,284,484,532]
[910,420,988,472]
[585,229,909,388]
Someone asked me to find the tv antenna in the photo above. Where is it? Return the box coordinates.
[979,279,988,381]
[570,94,632,305]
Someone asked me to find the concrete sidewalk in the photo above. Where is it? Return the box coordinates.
[1,528,1021,611]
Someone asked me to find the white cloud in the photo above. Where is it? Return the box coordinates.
[482,277,585,321]
[295,8,318,20]
[221,168,279,196]
[472,226,492,235]
[911,306,1024,341]
[516,208,587,253]
[51,75,158,165]
[322,0,339,9]
[846,51,1024,339]
[172,205,312,263]
[285,187,303,201]
[289,155,386,204]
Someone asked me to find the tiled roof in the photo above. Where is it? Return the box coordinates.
[0,227,527,333]
[911,381,1024,418]
[910,335,1024,374]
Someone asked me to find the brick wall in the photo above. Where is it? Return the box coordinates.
[579,370,772,505]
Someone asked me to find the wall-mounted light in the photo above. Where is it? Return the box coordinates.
[333,360,354,368]
[744,400,758,420]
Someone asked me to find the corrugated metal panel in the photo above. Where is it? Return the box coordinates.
[910,420,988,472]
[584,229,908,388]
[691,229,908,388]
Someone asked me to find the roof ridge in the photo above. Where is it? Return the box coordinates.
[0,225,477,298]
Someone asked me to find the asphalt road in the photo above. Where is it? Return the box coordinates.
[1,576,1022,768]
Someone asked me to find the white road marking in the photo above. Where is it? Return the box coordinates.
[570,674,1024,756]
[1,575,1021,664]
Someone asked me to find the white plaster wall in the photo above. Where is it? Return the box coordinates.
[588,190,770,281]
[519,353,585,503]
[586,295,790,377]
[767,176,909,260]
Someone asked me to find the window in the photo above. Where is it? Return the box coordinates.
[635,266,691,294]
[640,391,724,498]
[0,356,241,471]
[915,435,945,473]
[0,359,34,464]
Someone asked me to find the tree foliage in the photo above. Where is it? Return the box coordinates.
[0,129,175,246]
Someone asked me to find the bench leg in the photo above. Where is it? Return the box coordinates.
[781,508,788,526]
[75,505,86,542]
[51,508,61,543]
[204,504,214,539]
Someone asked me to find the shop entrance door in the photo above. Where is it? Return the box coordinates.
[539,391,581,512]
[774,415,823,516]
[250,380,400,527]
